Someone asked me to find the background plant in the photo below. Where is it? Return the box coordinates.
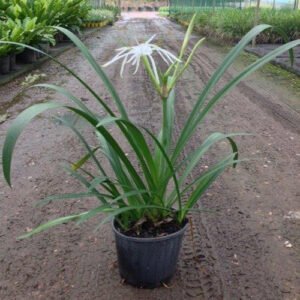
[2,0,90,30]
[0,0,91,56]
[0,21,11,56]
[84,8,116,23]
[1,17,299,237]
[167,7,300,43]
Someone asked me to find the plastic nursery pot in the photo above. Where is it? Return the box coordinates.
[145,6,153,11]
[112,218,188,288]
[55,32,63,43]
[17,48,37,64]
[38,43,50,57]
[9,53,18,71]
[0,55,10,74]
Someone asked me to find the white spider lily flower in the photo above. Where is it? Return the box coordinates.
[102,35,180,82]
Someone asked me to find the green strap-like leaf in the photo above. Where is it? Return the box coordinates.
[33,83,97,117]
[197,39,300,128]
[2,102,63,186]
[0,41,116,117]
[18,213,87,239]
[71,147,101,171]
[144,127,182,211]
[172,24,272,162]
[36,191,108,207]
[177,132,245,186]
[54,26,129,120]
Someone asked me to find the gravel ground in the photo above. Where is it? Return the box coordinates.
[0,13,299,300]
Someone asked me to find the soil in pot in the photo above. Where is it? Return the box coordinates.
[121,218,185,238]
[0,55,10,74]
[113,218,188,288]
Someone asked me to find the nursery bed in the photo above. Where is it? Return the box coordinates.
[0,13,299,299]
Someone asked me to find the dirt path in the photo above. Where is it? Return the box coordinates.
[0,14,299,300]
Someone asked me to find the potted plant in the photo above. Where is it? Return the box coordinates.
[1,17,299,288]
[0,22,11,74]
[0,44,11,74]
[4,18,26,71]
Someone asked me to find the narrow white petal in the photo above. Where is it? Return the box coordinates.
[148,55,159,83]
[156,50,170,65]
[131,57,138,66]
[161,50,181,62]
[120,54,129,77]
[102,52,129,67]
[127,53,138,64]
[115,47,130,52]
[145,34,156,45]
[133,57,141,74]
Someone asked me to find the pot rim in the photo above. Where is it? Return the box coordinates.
[112,217,188,243]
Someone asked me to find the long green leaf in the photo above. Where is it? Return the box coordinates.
[197,39,300,127]
[2,102,63,186]
[0,41,116,117]
[66,107,151,200]
[177,132,245,185]
[172,24,272,162]
[143,127,182,211]
[54,26,129,120]
[36,191,107,207]
[18,213,87,239]
[76,190,150,224]
[33,83,97,117]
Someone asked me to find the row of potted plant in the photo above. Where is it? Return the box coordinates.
[0,0,90,74]
[166,7,300,43]
[83,8,118,28]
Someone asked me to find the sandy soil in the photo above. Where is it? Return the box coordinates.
[0,13,299,299]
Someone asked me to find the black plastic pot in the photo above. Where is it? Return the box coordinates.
[17,48,37,64]
[145,6,153,11]
[10,53,17,71]
[0,55,10,74]
[41,43,49,52]
[55,32,71,43]
[37,43,50,58]
[112,219,188,288]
